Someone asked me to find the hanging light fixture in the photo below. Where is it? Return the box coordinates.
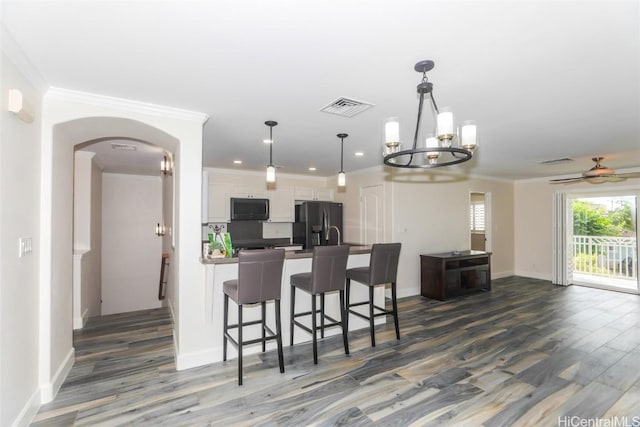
[265,120,278,183]
[383,60,478,168]
[337,133,348,187]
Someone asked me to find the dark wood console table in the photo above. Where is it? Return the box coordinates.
[420,250,491,300]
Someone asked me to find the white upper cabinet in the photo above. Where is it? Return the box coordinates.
[294,187,334,201]
[268,187,295,222]
[208,183,230,223]
[228,183,269,199]
[314,188,334,201]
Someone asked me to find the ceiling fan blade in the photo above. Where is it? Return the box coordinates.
[605,176,626,183]
[614,172,640,179]
[549,177,584,183]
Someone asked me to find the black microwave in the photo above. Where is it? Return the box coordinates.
[230,198,269,221]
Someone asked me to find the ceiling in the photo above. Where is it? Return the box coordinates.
[3,1,639,180]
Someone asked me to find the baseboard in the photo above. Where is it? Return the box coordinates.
[397,286,421,299]
[175,346,219,371]
[40,347,74,404]
[492,270,515,279]
[73,315,83,330]
[72,309,89,330]
[513,270,552,281]
[168,298,176,325]
[10,387,40,427]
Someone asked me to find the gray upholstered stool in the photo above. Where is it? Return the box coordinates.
[345,243,401,347]
[290,245,350,364]
[223,248,285,385]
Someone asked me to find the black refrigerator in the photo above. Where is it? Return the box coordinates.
[293,201,343,249]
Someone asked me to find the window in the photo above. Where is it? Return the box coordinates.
[470,200,485,232]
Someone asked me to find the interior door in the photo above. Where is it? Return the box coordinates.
[361,185,384,245]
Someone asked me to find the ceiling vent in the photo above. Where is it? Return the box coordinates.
[320,97,374,118]
[539,157,573,165]
[111,142,137,151]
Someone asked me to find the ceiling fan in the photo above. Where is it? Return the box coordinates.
[550,157,640,184]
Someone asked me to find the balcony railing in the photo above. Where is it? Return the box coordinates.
[573,235,637,279]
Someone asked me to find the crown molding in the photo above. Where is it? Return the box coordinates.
[46,87,210,124]
[1,25,48,92]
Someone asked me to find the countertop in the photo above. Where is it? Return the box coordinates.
[420,250,491,260]
[200,244,371,264]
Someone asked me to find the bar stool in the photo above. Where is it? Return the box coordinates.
[223,248,285,385]
[290,245,350,364]
[345,243,401,347]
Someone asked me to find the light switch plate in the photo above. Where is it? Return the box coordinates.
[19,237,33,257]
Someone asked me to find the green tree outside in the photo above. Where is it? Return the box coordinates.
[573,199,635,237]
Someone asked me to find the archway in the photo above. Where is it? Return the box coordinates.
[72,134,174,326]
[39,89,207,403]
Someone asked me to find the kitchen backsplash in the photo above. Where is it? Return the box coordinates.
[202,222,292,242]
[262,222,292,239]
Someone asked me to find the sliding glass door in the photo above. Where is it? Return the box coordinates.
[568,192,638,293]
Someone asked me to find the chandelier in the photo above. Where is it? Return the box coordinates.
[382,60,478,168]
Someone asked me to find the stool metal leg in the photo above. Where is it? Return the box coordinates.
[223,294,229,361]
[320,293,325,339]
[312,294,318,364]
[275,299,284,373]
[339,289,349,355]
[238,304,243,385]
[290,285,295,346]
[345,279,351,332]
[369,286,376,347]
[261,301,266,352]
[392,282,400,340]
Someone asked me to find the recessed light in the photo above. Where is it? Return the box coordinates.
[233,160,242,164]
[355,151,364,157]
[308,167,317,171]
[263,139,273,144]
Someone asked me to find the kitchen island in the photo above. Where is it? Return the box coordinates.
[199,246,380,363]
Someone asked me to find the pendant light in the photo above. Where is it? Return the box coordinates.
[337,133,348,187]
[265,120,278,183]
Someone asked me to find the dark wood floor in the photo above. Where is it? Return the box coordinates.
[32,276,640,426]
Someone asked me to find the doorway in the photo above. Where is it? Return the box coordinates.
[568,192,638,293]
[470,192,491,252]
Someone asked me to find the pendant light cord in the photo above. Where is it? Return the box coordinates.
[340,137,344,172]
[269,125,273,166]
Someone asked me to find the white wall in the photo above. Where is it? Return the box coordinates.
[84,156,103,318]
[335,167,515,298]
[162,171,175,311]
[0,51,43,426]
[41,89,207,378]
[101,173,163,315]
[72,151,102,328]
[514,176,640,280]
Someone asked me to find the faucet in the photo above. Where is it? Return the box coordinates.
[326,225,341,246]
